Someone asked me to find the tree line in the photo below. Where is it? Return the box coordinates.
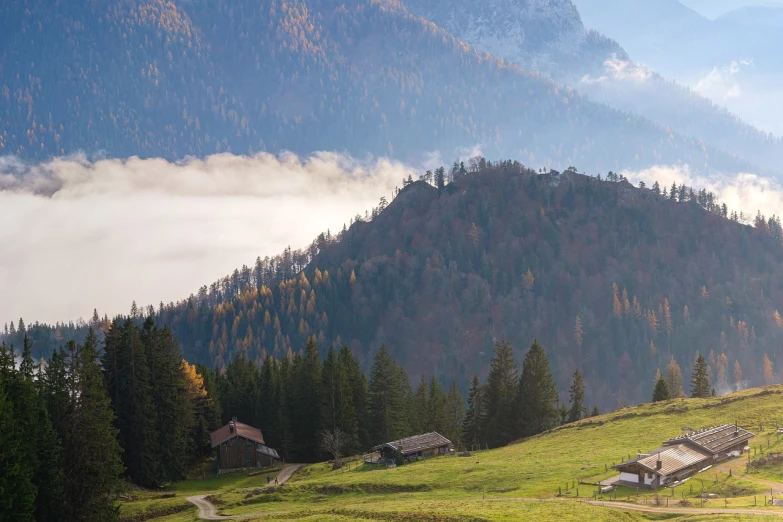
[462,339,594,450]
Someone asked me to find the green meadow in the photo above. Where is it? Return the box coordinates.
[119,385,783,521]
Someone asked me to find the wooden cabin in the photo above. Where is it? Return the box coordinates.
[613,424,753,489]
[369,432,453,464]
[210,418,281,475]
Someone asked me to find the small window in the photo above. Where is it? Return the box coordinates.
[246,444,252,451]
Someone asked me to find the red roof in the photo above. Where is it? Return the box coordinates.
[210,421,265,448]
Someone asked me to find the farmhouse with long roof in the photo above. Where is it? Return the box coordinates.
[613,424,754,489]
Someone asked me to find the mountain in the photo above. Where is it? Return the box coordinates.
[717,5,783,27]
[571,0,783,136]
[406,0,626,78]
[406,0,783,175]
[14,161,783,411]
[0,0,771,176]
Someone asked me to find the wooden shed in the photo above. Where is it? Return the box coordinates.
[370,432,453,464]
[210,418,281,475]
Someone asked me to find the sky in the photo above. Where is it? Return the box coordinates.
[0,152,413,325]
[680,0,783,18]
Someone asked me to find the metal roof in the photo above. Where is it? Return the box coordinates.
[371,432,452,455]
[210,421,266,447]
[663,424,755,455]
[630,444,712,476]
[256,444,280,459]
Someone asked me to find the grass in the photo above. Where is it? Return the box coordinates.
[120,385,783,521]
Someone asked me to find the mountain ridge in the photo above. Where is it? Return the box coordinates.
[12,160,783,411]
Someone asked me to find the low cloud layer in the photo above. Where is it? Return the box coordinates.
[621,165,783,221]
[1,152,412,325]
[579,56,653,86]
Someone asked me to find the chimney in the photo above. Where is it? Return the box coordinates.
[229,421,235,433]
[656,454,662,470]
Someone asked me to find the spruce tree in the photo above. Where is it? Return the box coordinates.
[0,347,36,521]
[690,352,711,398]
[591,406,600,417]
[145,320,192,483]
[462,375,485,450]
[567,369,585,423]
[321,346,339,432]
[412,375,429,434]
[102,319,158,486]
[483,340,518,447]
[517,340,559,437]
[443,382,465,447]
[13,336,63,521]
[368,346,410,445]
[338,346,367,452]
[652,377,670,402]
[291,336,322,461]
[428,376,446,434]
[62,330,124,522]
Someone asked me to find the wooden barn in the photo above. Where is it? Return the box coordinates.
[613,424,754,489]
[370,432,453,464]
[210,418,281,475]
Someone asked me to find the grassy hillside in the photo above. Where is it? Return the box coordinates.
[123,384,783,520]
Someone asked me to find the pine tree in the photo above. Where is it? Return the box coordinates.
[412,374,429,434]
[12,336,64,522]
[102,318,159,486]
[567,369,585,423]
[337,347,367,452]
[652,377,670,402]
[462,375,485,450]
[483,339,518,447]
[591,406,600,417]
[443,382,465,447]
[321,346,339,432]
[517,340,559,437]
[144,319,193,483]
[368,346,410,445]
[429,376,447,434]
[0,345,36,521]
[62,330,124,522]
[690,352,710,398]
[291,336,323,461]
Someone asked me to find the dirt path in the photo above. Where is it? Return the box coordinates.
[585,499,783,517]
[187,464,304,520]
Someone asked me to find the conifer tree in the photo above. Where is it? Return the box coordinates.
[13,336,63,522]
[462,375,485,450]
[0,345,36,521]
[690,352,710,398]
[428,376,446,434]
[368,346,410,445]
[652,377,670,402]
[338,346,366,452]
[290,336,323,461]
[102,318,158,486]
[412,374,429,434]
[144,319,192,483]
[62,330,124,522]
[591,406,600,417]
[321,346,340,431]
[483,339,518,447]
[517,340,559,437]
[666,356,684,398]
[567,369,585,423]
[443,382,465,447]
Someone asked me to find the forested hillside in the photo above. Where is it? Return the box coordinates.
[13,159,783,410]
[0,0,766,175]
